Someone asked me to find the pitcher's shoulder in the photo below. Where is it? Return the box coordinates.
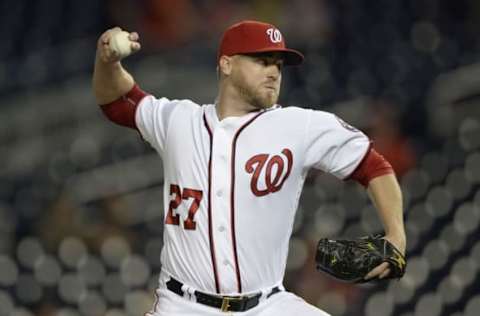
[170,98,202,109]
[155,98,203,117]
[270,105,332,119]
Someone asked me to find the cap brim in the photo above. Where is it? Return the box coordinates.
[241,48,304,66]
[277,49,304,66]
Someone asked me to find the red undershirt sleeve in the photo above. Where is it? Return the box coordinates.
[347,148,395,187]
[99,84,148,130]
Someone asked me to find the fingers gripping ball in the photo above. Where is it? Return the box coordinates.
[110,31,133,58]
[315,234,406,283]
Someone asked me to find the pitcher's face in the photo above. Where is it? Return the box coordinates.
[229,53,284,109]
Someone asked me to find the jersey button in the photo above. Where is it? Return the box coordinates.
[216,190,223,197]
[223,259,229,266]
[218,226,225,232]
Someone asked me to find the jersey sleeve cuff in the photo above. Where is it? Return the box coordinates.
[346,146,395,187]
[99,84,149,130]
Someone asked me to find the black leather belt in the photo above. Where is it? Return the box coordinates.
[166,277,281,312]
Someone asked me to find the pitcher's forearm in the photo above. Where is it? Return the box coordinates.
[93,59,134,104]
[367,174,406,247]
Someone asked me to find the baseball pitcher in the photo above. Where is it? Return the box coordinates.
[93,21,407,316]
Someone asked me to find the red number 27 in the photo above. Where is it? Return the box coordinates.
[165,184,203,230]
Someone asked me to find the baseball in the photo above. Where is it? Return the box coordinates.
[109,31,132,58]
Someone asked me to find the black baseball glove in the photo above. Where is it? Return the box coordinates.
[315,234,406,283]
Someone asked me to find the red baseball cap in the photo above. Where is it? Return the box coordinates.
[218,20,304,66]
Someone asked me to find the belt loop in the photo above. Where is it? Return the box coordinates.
[259,288,269,302]
[187,286,196,302]
[180,284,188,299]
[181,284,196,301]
[180,284,187,292]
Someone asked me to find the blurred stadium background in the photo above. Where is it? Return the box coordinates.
[1,0,480,315]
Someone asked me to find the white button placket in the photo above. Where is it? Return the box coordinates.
[210,121,237,291]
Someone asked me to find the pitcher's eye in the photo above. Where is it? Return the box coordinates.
[256,58,268,66]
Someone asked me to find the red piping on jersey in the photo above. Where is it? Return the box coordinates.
[230,111,267,293]
[203,113,221,294]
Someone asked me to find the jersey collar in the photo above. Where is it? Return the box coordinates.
[206,103,280,126]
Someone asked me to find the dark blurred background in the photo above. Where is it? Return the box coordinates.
[1,0,480,315]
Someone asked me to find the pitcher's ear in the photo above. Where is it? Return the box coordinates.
[219,55,233,76]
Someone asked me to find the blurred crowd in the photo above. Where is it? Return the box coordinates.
[1,0,480,315]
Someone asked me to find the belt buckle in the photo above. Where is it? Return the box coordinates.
[220,295,243,312]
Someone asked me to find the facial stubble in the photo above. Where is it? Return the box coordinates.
[233,73,279,110]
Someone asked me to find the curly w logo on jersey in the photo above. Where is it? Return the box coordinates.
[245,149,293,196]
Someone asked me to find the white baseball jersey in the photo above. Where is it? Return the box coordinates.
[135,96,369,296]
